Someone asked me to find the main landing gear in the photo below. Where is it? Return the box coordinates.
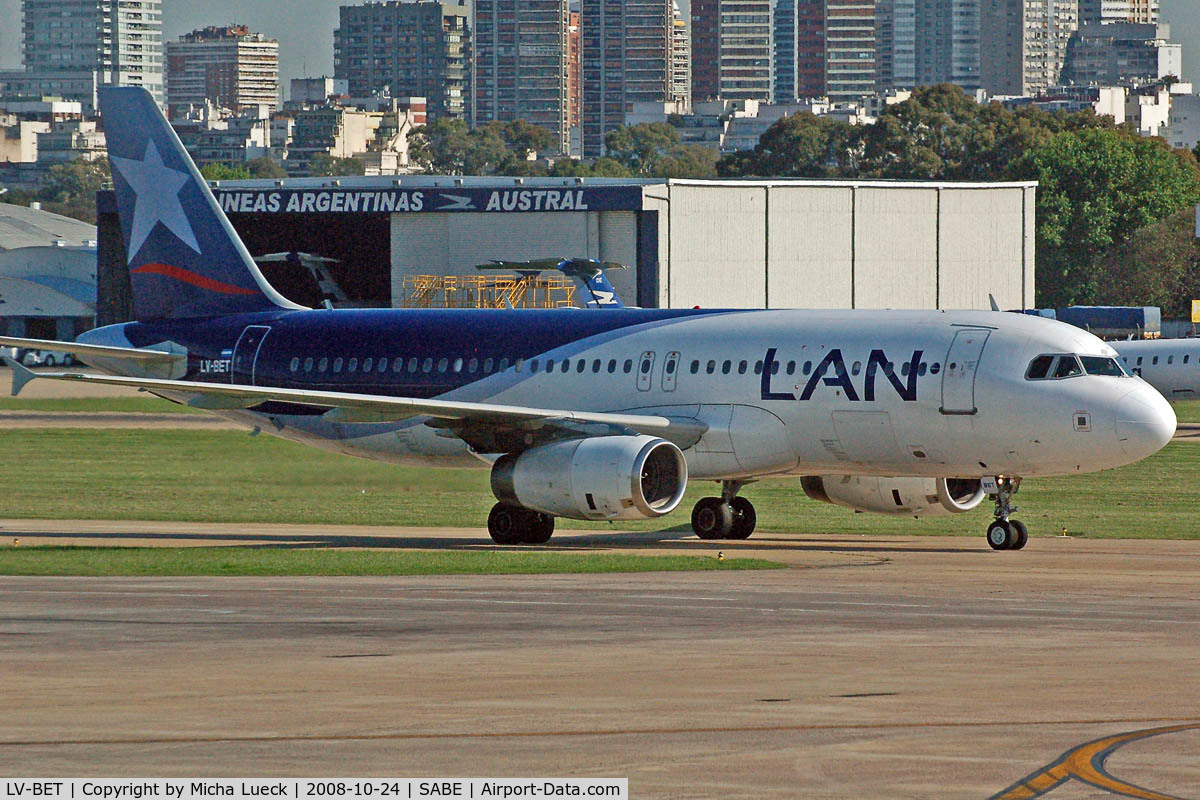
[985,476,1028,551]
[487,502,555,545]
[691,481,756,540]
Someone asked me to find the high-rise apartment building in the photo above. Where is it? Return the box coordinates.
[166,26,279,118]
[568,12,581,139]
[981,0,1079,96]
[19,0,164,109]
[1079,0,1157,24]
[690,0,772,102]
[472,0,570,153]
[334,1,470,120]
[825,0,877,101]
[581,0,673,157]
[878,0,981,92]
[672,1,691,109]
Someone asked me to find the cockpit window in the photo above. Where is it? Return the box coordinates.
[1053,355,1083,379]
[1025,355,1054,380]
[1080,356,1129,377]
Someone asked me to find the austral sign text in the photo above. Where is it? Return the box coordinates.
[214,186,644,215]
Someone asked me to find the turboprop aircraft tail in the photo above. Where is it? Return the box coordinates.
[98,87,302,321]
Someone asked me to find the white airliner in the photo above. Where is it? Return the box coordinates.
[0,88,1179,551]
[1113,338,1200,399]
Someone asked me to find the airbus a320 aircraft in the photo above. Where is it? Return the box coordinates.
[1,88,1178,550]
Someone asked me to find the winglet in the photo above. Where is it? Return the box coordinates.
[4,357,37,396]
[988,294,1001,312]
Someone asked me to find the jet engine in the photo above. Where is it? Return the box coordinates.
[491,435,688,521]
[800,476,986,516]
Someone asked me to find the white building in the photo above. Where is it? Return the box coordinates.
[19,0,164,108]
[1163,94,1200,150]
[166,26,279,118]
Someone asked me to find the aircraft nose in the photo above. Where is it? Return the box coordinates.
[1115,384,1176,460]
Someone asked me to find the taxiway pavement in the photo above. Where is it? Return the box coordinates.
[2,523,1199,798]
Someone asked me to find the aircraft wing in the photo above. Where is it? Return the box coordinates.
[5,360,707,449]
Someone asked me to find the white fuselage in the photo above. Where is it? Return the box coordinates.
[1115,339,1200,399]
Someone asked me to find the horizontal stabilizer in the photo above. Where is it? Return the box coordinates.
[0,336,186,365]
[3,357,36,396]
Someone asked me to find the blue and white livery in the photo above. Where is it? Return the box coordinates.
[1,88,1177,549]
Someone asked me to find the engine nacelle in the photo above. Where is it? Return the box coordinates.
[800,476,985,517]
[491,435,688,521]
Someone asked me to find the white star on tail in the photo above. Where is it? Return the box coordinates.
[109,139,202,259]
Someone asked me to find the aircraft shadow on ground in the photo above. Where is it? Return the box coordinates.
[6,528,982,555]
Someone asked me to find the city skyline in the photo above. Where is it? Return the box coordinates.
[0,0,1196,100]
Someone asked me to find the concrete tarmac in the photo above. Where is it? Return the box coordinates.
[2,522,1200,798]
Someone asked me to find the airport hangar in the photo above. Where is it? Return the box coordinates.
[95,177,1037,322]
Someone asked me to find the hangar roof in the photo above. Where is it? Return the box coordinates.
[0,202,97,251]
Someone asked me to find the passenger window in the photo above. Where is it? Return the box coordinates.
[1185,355,1191,365]
[666,360,677,375]
[737,360,747,374]
[393,357,404,372]
[318,357,328,373]
[468,358,478,373]
[304,357,313,372]
[499,358,509,371]
[641,357,652,374]
[1136,357,1143,366]
[607,359,617,374]
[592,359,601,373]
[422,358,433,373]
[561,359,571,373]
[706,360,716,374]
[362,357,373,372]
[623,359,633,373]
[771,361,780,375]
[1025,355,1054,380]
[576,360,586,373]
[786,361,795,375]
[289,357,299,372]
[514,358,524,373]
[753,360,762,375]
[1053,356,1082,379]
[437,358,448,373]
[690,360,700,374]
[408,357,418,373]
[803,361,812,375]
[348,358,358,373]
[901,362,910,376]
[1168,355,1174,365]
[334,357,344,373]
[482,358,493,372]
[722,360,732,375]
[530,359,540,373]
[851,361,862,376]
[546,359,555,372]
[1152,356,1159,365]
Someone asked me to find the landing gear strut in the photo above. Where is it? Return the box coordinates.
[487,502,555,545]
[985,477,1028,551]
[691,481,756,540]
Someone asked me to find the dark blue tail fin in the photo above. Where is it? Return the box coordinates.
[99,87,300,320]
[557,259,626,309]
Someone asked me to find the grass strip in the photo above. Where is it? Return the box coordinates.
[1,428,1198,539]
[0,397,200,414]
[0,546,781,576]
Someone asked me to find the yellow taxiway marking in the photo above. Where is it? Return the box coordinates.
[992,722,1200,799]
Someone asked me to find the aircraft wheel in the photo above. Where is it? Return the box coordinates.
[487,502,525,545]
[728,496,757,540]
[523,512,555,544]
[692,497,734,540]
[986,520,1012,551]
[1010,520,1029,550]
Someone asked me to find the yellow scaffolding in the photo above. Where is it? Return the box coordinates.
[401,274,577,309]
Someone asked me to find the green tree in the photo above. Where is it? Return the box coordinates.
[1014,127,1200,306]
[200,162,251,181]
[307,153,366,177]
[1094,209,1200,317]
[717,112,858,178]
[38,157,111,223]
[246,157,288,179]
[604,122,680,175]
[409,118,510,175]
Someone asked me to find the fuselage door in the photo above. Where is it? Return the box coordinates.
[637,351,656,392]
[662,351,680,392]
[231,325,271,386]
[940,328,990,415]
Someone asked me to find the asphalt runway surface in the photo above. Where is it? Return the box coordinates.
[3,523,1200,798]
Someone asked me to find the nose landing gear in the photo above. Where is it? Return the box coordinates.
[691,480,757,540]
[986,477,1028,550]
